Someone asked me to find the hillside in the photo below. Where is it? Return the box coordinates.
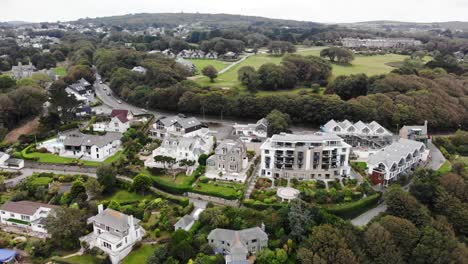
[339,20,468,32]
[73,12,321,29]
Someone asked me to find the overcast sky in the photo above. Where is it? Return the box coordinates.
[2,0,468,23]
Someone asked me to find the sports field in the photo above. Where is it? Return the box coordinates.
[194,47,415,92]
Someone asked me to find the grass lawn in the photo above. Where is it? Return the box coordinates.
[122,244,156,264]
[105,190,155,203]
[153,173,193,185]
[57,255,99,264]
[188,59,231,74]
[30,177,53,186]
[195,47,414,92]
[53,67,67,76]
[193,181,244,200]
[437,160,452,174]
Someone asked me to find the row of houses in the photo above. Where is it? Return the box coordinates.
[342,37,422,48]
[151,49,238,60]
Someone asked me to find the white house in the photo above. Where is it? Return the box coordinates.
[145,133,214,169]
[80,205,145,264]
[260,133,351,180]
[93,109,133,133]
[322,119,393,148]
[233,118,268,142]
[366,138,427,186]
[39,129,122,161]
[206,139,249,182]
[0,152,24,169]
[150,114,204,139]
[0,201,57,235]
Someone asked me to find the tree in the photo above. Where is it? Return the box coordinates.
[412,226,464,264]
[238,66,260,92]
[268,41,296,55]
[320,47,354,64]
[44,207,87,250]
[266,109,291,137]
[133,174,152,194]
[256,248,288,264]
[0,75,16,92]
[257,63,286,90]
[179,159,196,171]
[288,199,315,242]
[379,215,420,260]
[198,154,209,166]
[385,185,431,227]
[84,177,104,199]
[96,164,117,192]
[69,180,87,203]
[364,223,404,264]
[325,74,368,100]
[146,244,168,264]
[202,65,218,82]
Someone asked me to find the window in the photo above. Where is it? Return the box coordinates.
[10,213,14,217]
[106,226,110,231]
[230,156,235,162]
[264,150,269,154]
[125,237,128,243]
[252,239,257,243]
[1,211,4,214]
[103,242,111,249]
[21,215,30,221]
[116,243,122,248]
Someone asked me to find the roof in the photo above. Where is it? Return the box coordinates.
[323,119,392,136]
[213,139,245,155]
[88,208,141,231]
[111,109,130,123]
[175,215,194,228]
[61,129,122,148]
[0,201,57,216]
[256,118,268,127]
[0,152,7,159]
[367,138,425,168]
[208,227,268,243]
[157,115,201,129]
[270,132,344,142]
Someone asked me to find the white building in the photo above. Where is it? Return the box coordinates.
[233,118,268,142]
[93,110,133,133]
[342,38,422,48]
[0,152,24,169]
[39,129,122,161]
[145,133,214,169]
[80,205,145,264]
[11,62,36,79]
[131,66,147,74]
[260,133,351,180]
[322,119,393,148]
[150,114,204,139]
[367,138,427,185]
[0,201,57,235]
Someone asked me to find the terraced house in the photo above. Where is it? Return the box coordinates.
[366,138,427,185]
[260,133,351,180]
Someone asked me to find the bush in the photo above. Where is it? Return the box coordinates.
[326,193,381,219]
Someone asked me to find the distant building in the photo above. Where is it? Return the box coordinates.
[131,66,147,74]
[175,57,196,73]
[233,118,268,142]
[68,78,92,95]
[11,62,36,79]
[208,226,268,264]
[260,133,351,180]
[342,37,422,48]
[174,215,195,231]
[80,204,145,264]
[322,119,393,148]
[399,121,429,146]
[150,114,203,139]
[0,201,57,235]
[367,138,427,185]
[93,109,133,133]
[223,51,238,60]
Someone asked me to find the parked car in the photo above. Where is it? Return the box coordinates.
[117,100,122,104]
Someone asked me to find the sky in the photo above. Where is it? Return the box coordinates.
[2,0,468,23]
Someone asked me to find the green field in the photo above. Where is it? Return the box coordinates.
[195,47,415,92]
[193,181,244,200]
[105,190,155,203]
[188,59,231,74]
[122,245,157,264]
[56,255,99,264]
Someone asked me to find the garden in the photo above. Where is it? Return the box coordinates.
[192,176,244,200]
[244,177,380,218]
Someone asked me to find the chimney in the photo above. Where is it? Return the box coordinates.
[424,120,428,130]
[128,215,134,229]
[261,222,265,232]
[98,204,104,214]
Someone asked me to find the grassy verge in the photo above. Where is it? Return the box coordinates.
[192,181,244,200]
[53,67,67,77]
[351,161,368,176]
[104,190,155,204]
[188,59,230,74]
[437,160,452,175]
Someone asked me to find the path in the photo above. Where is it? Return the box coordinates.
[218,53,253,74]
[244,158,261,198]
[351,204,387,227]
[4,117,39,143]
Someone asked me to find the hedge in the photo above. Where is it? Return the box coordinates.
[242,199,288,210]
[325,193,381,219]
[190,188,240,200]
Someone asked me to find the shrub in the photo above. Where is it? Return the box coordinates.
[326,193,381,219]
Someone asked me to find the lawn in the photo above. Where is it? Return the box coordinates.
[437,160,452,175]
[193,180,244,200]
[188,59,230,74]
[153,173,193,185]
[30,177,53,186]
[122,244,156,264]
[195,47,413,92]
[53,67,67,76]
[105,190,155,203]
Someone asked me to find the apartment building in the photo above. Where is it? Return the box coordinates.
[260,133,351,180]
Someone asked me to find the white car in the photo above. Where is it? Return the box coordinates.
[117,100,122,104]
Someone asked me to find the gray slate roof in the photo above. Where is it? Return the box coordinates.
[61,129,122,147]
[208,227,268,243]
[0,201,58,216]
[158,115,201,129]
[175,215,194,228]
[88,208,141,231]
[271,132,343,142]
[367,138,425,168]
